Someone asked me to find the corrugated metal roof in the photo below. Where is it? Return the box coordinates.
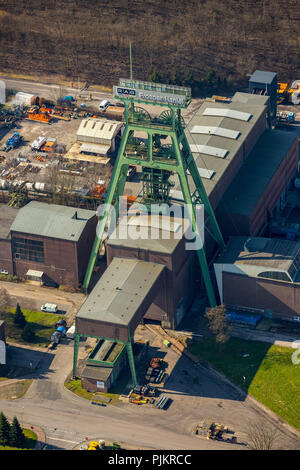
[215,236,300,272]
[10,201,96,242]
[77,118,123,141]
[0,204,19,239]
[189,144,228,158]
[76,258,165,326]
[203,107,252,122]
[190,126,240,140]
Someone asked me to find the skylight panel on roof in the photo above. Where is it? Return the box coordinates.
[197,168,215,179]
[187,168,215,179]
[203,108,252,121]
[190,126,240,140]
[170,189,184,200]
[189,144,228,158]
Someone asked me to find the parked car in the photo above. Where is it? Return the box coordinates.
[0,269,8,275]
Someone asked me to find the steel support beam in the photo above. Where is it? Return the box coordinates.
[83,104,224,307]
[126,341,137,387]
[73,332,80,378]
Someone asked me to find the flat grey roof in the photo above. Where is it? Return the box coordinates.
[10,201,96,242]
[77,258,165,326]
[249,70,277,84]
[216,236,300,271]
[170,92,268,206]
[107,213,189,254]
[220,129,298,216]
[0,205,19,240]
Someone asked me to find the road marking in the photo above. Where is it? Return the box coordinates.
[47,437,78,444]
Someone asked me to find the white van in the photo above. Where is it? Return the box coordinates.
[41,303,58,313]
[99,99,110,111]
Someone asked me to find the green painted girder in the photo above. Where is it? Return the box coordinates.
[83,106,224,308]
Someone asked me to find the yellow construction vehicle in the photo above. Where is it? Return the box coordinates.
[88,441,100,450]
[277,81,300,104]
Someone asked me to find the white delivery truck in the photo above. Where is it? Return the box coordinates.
[41,303,58,313]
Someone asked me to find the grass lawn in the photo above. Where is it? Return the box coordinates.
[189,338,300,430]
[0,308,64,347]
[0,428,37,450]
[65,379,121,404]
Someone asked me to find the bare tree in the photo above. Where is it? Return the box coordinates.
[205,304,232,350]
[247,420,280,450]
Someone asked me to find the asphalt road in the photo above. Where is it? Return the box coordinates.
[2,77,111,104]
[1,334,300,450]
[1,282,300,450]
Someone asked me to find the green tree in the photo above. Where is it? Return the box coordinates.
[9,416,25,448]
[169,68,181,86]
[0,412,11,446]
[21,324,35,343]
[149,66,162,83]
[14,303,26,328]
[204,69,217,89]
[182,68,194,87]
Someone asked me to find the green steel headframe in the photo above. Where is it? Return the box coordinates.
[83,82,225,307]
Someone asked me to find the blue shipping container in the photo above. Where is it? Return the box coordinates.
[226,311,262,326]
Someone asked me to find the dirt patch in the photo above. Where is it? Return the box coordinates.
[0,379,32,399]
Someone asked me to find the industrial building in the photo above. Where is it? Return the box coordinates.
[106,213,196,328]
[170,91,270,210]
[216,128,299,239]
[1,201,98,287]
[70,71,300,388]
[0,205,19,275]
[81,338,148,392]
[76,118,123,156]
[170,90,298,244]
[214,236,300,321]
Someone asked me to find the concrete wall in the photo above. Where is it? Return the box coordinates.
[0,239,13,274]
[106,237,194,329]
[76,317,129,342]
[76,216,97,286]
[11,232,79,287]
[250,137,299,236]
[223,271,300,319]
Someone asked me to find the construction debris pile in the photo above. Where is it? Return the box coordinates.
[193,421,238,444]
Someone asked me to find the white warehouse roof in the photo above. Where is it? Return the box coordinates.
[77,118,123,143]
